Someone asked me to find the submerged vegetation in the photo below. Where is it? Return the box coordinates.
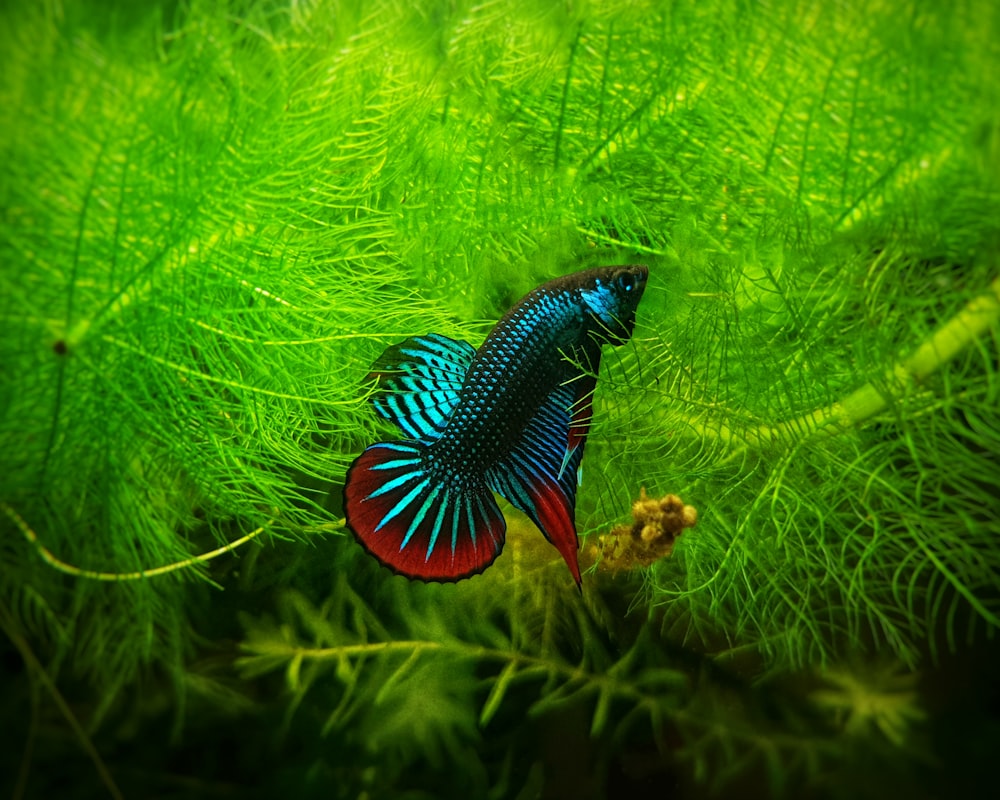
[1,0,998,797]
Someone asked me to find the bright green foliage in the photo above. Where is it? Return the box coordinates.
[1,0,998,797]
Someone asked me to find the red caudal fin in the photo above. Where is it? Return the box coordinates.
[344,442,506,581]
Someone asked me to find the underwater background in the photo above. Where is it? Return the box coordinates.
[1,0,999,798]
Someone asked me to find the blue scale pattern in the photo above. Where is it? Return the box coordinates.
[343,265,649,585]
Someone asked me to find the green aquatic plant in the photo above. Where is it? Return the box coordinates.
[811,659,925,747]
[1,0,998,797]
[617,249,1000,667]
[234,550,841,798]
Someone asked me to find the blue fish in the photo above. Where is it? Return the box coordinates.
[343,265,648,586]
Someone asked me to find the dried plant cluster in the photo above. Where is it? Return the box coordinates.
[593,488,698,571]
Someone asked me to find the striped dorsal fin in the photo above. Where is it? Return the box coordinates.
[366,333,474,443]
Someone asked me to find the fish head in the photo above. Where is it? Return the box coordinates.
[578,265,648,344]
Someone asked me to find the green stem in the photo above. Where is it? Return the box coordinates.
[252,638,670,708]
[691,276,1000,450]
[3,502,285,584]
[0,604,124,800]
[795,275,1000,440]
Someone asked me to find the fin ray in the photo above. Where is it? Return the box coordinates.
[367,334,475,442]
[486,383,586,585]
[344,442,505,581]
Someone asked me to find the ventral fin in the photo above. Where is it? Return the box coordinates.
[486,384,586,586]
[560,370,597,481]
[563,341,603,466]
[366,333,475,443]
[344,441,506,581]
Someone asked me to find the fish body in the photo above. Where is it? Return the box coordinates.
[343,265,648,585]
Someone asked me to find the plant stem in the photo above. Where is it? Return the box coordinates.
[698,276,1000,450]
[0,604,124,800]
[2,503,276,584]
[795,275,1000,440]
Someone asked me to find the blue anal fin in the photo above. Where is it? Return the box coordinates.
[486,385,583,585]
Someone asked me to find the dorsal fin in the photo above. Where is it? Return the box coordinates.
[366,333,475,443]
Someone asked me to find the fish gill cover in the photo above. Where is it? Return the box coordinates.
[0,1,998,798]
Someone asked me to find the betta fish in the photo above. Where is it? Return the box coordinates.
[343,265,648,587]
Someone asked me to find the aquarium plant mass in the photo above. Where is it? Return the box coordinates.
[1,1,998,798]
